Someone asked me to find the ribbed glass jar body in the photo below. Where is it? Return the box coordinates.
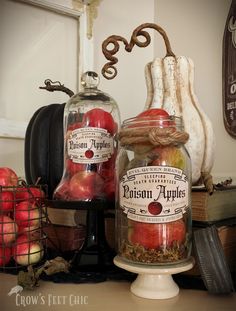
[116,115,192,264]
[53,72,121,203]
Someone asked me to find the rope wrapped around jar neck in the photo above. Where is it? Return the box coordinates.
[119,125,214,194]
[118,126,189,147]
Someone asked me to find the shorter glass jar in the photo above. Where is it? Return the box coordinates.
[116,114,192,265]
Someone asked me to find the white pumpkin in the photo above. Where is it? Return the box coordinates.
[144,55,215,185]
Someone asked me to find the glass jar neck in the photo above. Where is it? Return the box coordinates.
[122,115,184,131]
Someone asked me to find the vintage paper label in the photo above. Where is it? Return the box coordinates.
[67,127,114,163]
[119,166,189,223]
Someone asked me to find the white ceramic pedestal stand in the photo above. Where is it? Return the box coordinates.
[114,256,195,299]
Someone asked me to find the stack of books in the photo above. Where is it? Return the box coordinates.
[192,186,236,223]
[188,185,236,293]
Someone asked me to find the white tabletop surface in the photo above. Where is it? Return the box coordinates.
[0,273,236,311]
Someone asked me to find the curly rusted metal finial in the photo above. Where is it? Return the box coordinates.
[101,23,175,80]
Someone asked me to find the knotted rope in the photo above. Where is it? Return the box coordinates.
[119,125,214,193]
[119,126,189,147]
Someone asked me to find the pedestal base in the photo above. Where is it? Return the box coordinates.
[72,209,115,271]
[114,256,195,299]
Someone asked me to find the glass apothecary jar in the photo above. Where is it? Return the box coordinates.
[53,71,121,202]
[116,112,192,265]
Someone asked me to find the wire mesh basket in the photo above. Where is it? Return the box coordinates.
[0,181,47,271]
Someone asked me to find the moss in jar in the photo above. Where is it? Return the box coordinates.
[120,239,187,264]
[120,219,188,264]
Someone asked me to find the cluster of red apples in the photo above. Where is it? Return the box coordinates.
[0,167,45,267]
[124,109,187,251]
[54,108,117,201]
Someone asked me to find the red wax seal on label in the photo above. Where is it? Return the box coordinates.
[148,202,163,215]
[85,149,94,159]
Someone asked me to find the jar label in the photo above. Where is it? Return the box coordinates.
[67,127,114,163]
[119,166,189,223]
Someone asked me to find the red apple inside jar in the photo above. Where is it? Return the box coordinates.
[117,108,191,264]
[68,171,104,200]
[53,71,120,202]
[128,219,186,250]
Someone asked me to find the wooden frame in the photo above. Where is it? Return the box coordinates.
[0,0,92,139]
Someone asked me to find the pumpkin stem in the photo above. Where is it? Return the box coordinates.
[102,23,175,80]
[39,79,74,98]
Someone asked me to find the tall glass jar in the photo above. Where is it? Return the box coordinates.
[116,114,192,264]
[53,71,121,202]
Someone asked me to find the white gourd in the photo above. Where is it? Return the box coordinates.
[101,23,215,189]
[144,55,215,185]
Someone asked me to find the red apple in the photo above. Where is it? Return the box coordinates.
[53,180,70,200]
[67,122,82,132]
[0,246,11,266]
[13,234,44,266]
[128,219,186,249]
[137,108,169,118]
[97,149,117,180]
[15,186,45,203]
[66,159,85,176]
[97,166,114,180]
[0,191,14,212]
[0,167,18,187]
[66,122,82,141]
[136,108,173,128]
[0,215,18,245]
[69,171,104,200]
[97,164,116,200]
[15,201,40,231]
[150,146,185,169]
[101,149,117,169]
[82,108,116,134]
[104,179,115,201]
